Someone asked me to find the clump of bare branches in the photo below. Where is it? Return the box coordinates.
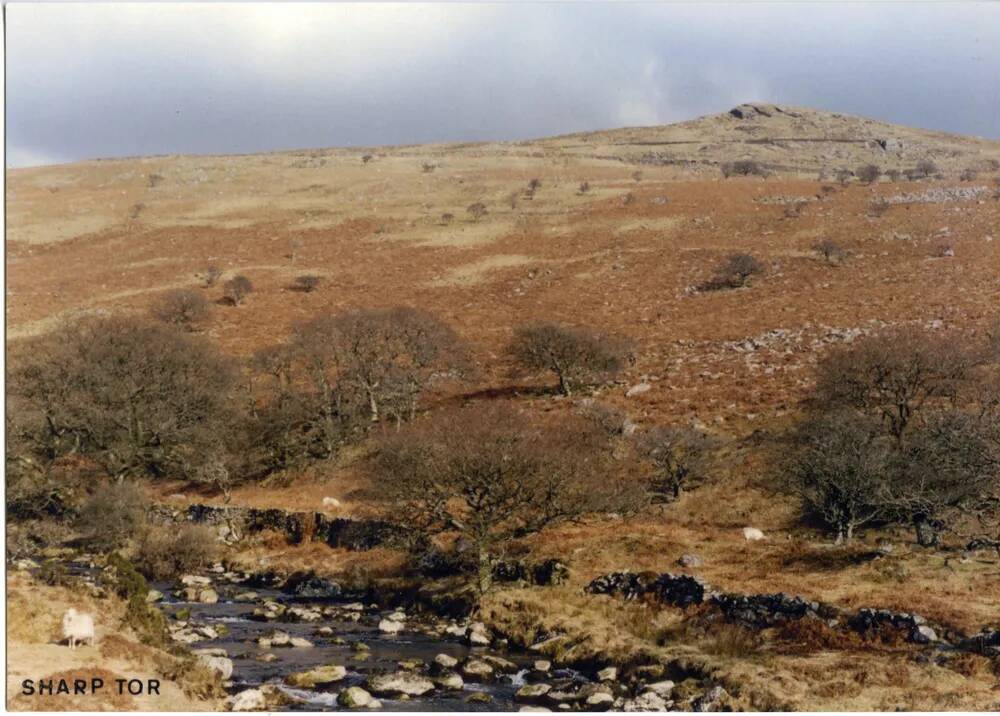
[510,321,633,396]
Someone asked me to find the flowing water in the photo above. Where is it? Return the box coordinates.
[153,578,544,711]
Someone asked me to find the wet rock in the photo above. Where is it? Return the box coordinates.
[466,692,492,704]
[229,688,266,711]
[461,658,495,680]
[378,618,405,634]
[316,626,334,637]
[585,691,615,710]
[519,708,551,713]
[233,591,258,602]
[289,637,313,648]
[181,574,212,587]
[197,588,219,604]
[283,571,341,599]
[468,622,491,646]
[434,671,465,690]
[285,664,347,689]
[264,630,290,647]
[677,554,704,568]
[596,666,617,682]
[913,625,938,644]
[434,653,459,670]
[533,660,552,673]
[481,655,518,673]
[516,683,552,703]
[146,589,163,603]
[255,653,278,663]
[366,672,435,697]
[398,658,424,671]
[338,686,374,709]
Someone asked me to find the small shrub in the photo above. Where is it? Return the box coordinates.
[834,169,853,186]
[721,160,767,178]
[856,164,881,185]
[959,168,978,182]
[293,275,321,293]
[467,202,488,222]
[150,289,210,329]
[361,154,373,164]
[813,239,847,264]
[527,178,542,196]
[76,483,148,551]
[885,169,901,182]
[421,163,436,173]
[440,212,454,225]
[914,159,939,179]
[128,202,145,220]
[37,559,71,586]
[199,265,223,287]
[147,173,164,188]
[867,196,890,218]
[134,523,219,581]
[223,275,253,305]
[631,170,643,183]
[578,181,590,195]
[701,253,765,291]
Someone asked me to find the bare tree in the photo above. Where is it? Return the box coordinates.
[8,316,237,482]
[224,275,253,306]
[510,321,633,396]
[467,202,488,222]
[638,425,721,501]
[373,404,647,593]
[786,412,891,543]
[150,289,210,329]
[884,411,999,546]
[815,326,983,447]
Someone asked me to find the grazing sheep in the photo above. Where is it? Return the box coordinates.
[321,497,342,509]
[742,527,766,541]
[62,608,96,649]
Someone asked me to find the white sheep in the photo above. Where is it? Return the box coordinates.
[62,608,95,649]
[742,527,766,541]
[321,497,342,509]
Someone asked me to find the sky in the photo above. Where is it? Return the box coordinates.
[6,2,1000,168]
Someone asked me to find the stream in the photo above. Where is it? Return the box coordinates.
[149,570,553,711]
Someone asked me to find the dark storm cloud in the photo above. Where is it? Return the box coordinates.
[6,2,1000,167]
